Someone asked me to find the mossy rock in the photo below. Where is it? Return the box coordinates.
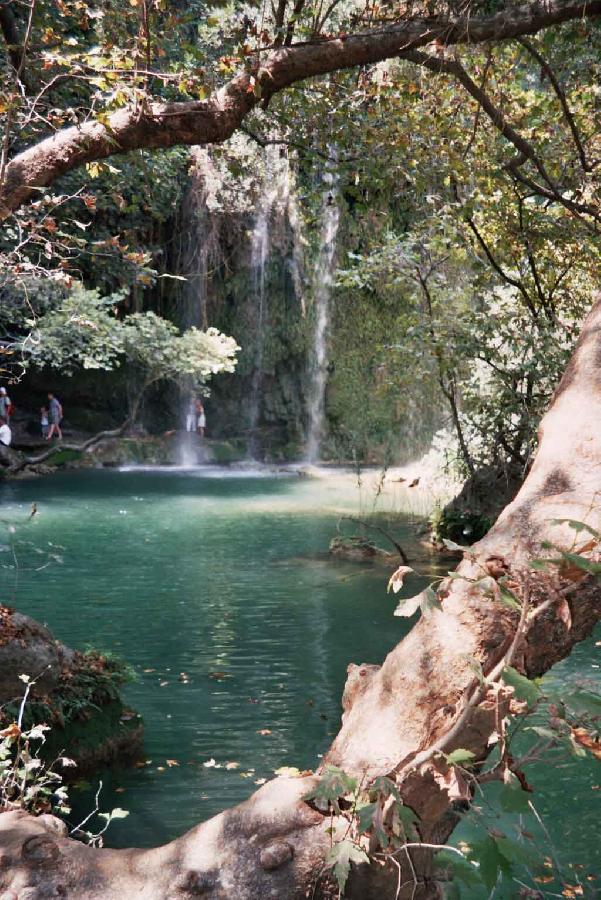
[45,448,83,467]
[205,439,247,464]
[41,700,144,775]
[0,616,144,774]
[329,535,396,565]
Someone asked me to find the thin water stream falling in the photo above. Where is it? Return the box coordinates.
[305,177,340,462]
[176,148,221,466]
[248,147,301,456]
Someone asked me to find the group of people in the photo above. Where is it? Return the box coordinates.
[0,389,63,448]
[186,396,206,437]
[0,388,206,449]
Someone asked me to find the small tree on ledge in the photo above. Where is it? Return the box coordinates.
[24,284,240,426]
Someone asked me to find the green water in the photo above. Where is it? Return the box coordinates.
[0,468,598,897]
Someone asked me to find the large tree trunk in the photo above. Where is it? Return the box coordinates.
[1,298,601,898]
[1,0,600,220]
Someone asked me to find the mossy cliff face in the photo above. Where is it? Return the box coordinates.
[9,143,442,466]
[0,606,143,774]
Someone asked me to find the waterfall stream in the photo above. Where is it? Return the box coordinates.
[247,147,300,456]
[176,148,220,466]
[305,178,340,462]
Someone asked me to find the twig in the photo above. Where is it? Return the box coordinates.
[342,515,410,564]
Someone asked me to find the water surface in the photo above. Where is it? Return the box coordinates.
[0,467,598,897]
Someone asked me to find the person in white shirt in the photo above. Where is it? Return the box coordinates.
[0,416,12,447]
[0,387,11,421]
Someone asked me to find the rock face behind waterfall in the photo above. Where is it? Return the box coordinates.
[0,605,143,773]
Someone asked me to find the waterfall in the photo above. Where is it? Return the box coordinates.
[305,178,340,463]
[247,146,295,455]
[175,148,221,466]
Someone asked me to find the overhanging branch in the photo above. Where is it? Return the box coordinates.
[1,0,601,219]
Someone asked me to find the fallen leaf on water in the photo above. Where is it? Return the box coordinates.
[225,761,240,770]
[209,671,231,680]
[166,759,179,768]
[156,767,165,773]
[257,729,272,736]
[115,787,126,793]
[203,758,217,768]
[240,770,255,778]
[143,668,156,673]
[254,778,267,785]
[159,681,169,687]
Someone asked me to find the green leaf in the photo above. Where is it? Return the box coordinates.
[550,518,601,539]
[501,667,540,707]
[436,850,480,886]
[370,776,402,802]
[528,558,554,571]
[445,748,476,767]
[468,837,511,890]
[326,839,369,893]
[355,802,378,833]
[303,765,357,812]
[496,835,539,869]
[499,773,530,813]
[564,688,601,718]
[498,587,521,611]
[560,551,601,575]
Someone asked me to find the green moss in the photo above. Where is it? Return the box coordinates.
[0,650,143,773]
[46,448,83,467]
[429,505,492,546]
[41,700,143,774]
[207,439,246,463]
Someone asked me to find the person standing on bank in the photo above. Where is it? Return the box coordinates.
[0,416,11,446]
[186,395,197,433]
[40,406,49,439]
[47,392,63,440]
[0,387,12,422]
[196,398,206,437]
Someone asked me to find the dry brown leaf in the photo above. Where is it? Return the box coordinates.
[0,723,20,739]
[431,765,470,802]
[571,727,601,760]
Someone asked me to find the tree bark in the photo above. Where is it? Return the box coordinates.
[1,0,600,219]
[1,296,601,897]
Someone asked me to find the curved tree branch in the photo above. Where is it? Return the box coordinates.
[402,48,600,226]
[518,36,592,173]
[1,0,600,219]
[6,419,132,475]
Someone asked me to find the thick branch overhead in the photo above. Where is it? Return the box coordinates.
[1,0,601,218]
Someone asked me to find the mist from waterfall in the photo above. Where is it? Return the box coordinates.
[305,176,340,463]
[248,146,302,455]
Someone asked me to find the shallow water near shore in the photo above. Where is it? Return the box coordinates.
[0,467,598,896]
